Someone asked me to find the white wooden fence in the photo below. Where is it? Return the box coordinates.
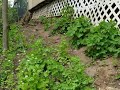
[32,0,120,27]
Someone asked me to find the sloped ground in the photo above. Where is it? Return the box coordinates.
[22,20,120,90]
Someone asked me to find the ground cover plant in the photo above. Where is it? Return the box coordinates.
[85,21,120,59]
[39,14,120,60]
[0,23,94,90]
[51,5,74,34]
[17,39,94,90]
[1,3,120,90]
[39,5,74,35]
[9,24,26,52]
[67,16,92,48]
[39,16,52,31]
[0,24,26,89]
[0,2,18,36]
[0,35,2,52]
[115,74,120,80]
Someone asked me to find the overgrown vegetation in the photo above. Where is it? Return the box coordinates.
[39,5,120,59]
[1,2,120,90]
[9,24,26,52]
[0,52,15,89]
[0,1,20,88]
[0,24,26,89]
[39,5,74,34]
[51,6,74,34]
[8,7,18,24]
[39,16,52,31]
[0,24,94,90]
[0,0,2,51]
[67,16,92,48]
[0,0,2,34]
[115,74,120,80]
[0,0,18,47]
[85,21,120,59]
[17,39,94,90]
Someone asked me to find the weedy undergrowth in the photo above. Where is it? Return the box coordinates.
[0,24,26,89]
[115,74,120,80]
[17,39,94,90]
[39,16,52,31]
[0,35,2,52]
[9,24,27,52]
[39,16,48,24]
[0,52,16,89]
[85,20,120,59]
[67,16,92,48]
[51,5,74,34]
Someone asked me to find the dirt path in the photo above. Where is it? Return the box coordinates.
[22,20,120,90]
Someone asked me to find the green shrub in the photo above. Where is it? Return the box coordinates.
[0,24,25,53]
[0,52,15,89]
[8,7,18,24]
[0,30,2,52]
[85,21,120,59]
[39,16,48,24]
[0,1,18,32]
[51,5,74,34]
[0,19,2,34]
[61,5,74,19]
[52,17,72,34]
[67,16,92,48]
[39,16,51,31]
[0,4,18,43]
[0,24,26,89]
[115,74,120,80]
[9,24,26,52]
[17,39,94,90]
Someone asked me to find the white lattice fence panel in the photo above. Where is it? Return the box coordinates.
[33,0,120,27]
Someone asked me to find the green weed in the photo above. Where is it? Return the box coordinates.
[85,21,120,59]
[17,39,94,90]
[67,16,92,48]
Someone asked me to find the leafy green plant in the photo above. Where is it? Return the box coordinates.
[39,16,48,24]
[17,39,94,90]
[39,16,51,31]
[8,7,18,24]
[0,52,15,89]
[85,20,120,59]
[0,24,26,89]
[0,3,18,40]
[39,5,74,34]
[115,74,120,80]
[51,5,74,34]
[61,5,74,19]
[67,16,92,48]
[9,24,26,52]
[0,1,18,53]
[52,17,71,34]
[0,34,2,52]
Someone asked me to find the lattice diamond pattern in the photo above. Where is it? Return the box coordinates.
[32,0,120,27]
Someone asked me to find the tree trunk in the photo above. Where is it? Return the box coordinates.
[2,0,8,50]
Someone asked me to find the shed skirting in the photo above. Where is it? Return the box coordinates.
[32,0,120,27]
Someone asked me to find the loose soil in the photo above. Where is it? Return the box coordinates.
[21,20,120,90]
